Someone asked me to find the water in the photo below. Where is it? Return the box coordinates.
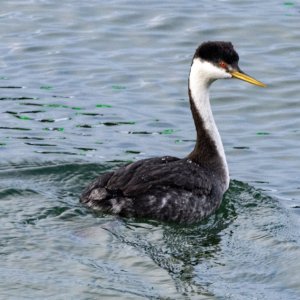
[1,0,300,299]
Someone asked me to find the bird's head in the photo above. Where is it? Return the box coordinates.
[192,41,266,87]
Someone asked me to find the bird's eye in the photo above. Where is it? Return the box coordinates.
[219,61,227,69]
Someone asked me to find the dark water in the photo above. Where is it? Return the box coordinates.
[1,1,300,299]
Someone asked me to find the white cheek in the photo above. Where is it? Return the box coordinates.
[204,61,231,79]
[191,58,231,83]
[214,69,231,79]
[220,68,231,79]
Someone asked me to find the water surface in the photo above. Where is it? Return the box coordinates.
[1,1,300,299]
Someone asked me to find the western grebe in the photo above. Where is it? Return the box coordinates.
[80,41,265,224]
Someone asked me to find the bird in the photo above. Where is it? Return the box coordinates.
[80,41,266,224]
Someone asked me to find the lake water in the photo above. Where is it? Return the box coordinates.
[1,0,300,299]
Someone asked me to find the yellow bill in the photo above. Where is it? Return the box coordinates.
[230,70,266,87]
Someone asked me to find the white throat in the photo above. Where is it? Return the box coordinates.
[189,58,230,190]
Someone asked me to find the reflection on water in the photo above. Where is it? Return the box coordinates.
[1,0,300,298]
[1,161,300,299]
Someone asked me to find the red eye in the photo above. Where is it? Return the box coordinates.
[219,61,227,69]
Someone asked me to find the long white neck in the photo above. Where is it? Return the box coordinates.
[188,58,230,191]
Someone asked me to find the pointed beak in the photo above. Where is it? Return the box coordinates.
[229,68,266,87]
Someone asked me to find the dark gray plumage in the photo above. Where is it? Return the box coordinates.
[80,156,224,223]
[80,41,265,223]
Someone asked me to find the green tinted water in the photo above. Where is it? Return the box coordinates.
[1,1,300,299]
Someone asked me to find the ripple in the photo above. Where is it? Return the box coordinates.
[0,86,23,89]
[0,1,300,299]
[0,97,37,100]
[0,126,31,131]
[35,151,77,156]
[0,188,39,199]
[25,142,56,147]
